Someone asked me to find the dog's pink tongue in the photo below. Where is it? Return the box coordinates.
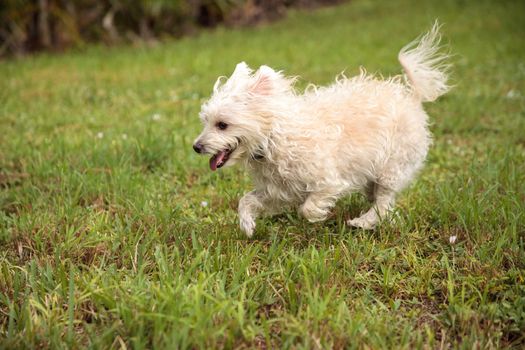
[209,151,226,171]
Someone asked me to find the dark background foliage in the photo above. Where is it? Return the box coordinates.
[0,0,342,57]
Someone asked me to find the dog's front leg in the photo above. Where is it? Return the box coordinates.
[299,192,337,222]
[238,190,265,237]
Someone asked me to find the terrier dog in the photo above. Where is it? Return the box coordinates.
[193,23,450,237]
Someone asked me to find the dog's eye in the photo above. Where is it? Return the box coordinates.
[217,121,228,130]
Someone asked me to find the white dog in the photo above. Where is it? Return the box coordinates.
[193,23,450,237]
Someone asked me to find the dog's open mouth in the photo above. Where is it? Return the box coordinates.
[209,148,235,171]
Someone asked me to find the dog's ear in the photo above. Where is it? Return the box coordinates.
[222,62,252,91]
[231,62,252,79]
[213,76,227,92]
[250,65,280,96]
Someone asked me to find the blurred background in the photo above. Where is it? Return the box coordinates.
[1,0,341,57]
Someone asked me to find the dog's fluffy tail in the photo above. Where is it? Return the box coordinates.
[398,21,451,102]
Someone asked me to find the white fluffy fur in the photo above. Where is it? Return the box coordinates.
[194,23,450,237]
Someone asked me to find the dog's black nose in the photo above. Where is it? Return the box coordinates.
[193,142,204,154]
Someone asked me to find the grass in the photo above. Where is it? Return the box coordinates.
[1,0,524,348]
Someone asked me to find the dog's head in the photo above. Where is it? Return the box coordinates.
[193,62,294,171]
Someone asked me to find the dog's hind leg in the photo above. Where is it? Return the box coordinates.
[347,185,396,229]
[348,159,422,229]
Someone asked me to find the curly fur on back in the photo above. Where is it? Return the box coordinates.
[194,22,450,236]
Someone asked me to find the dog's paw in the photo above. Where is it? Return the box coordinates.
[240,215,256,238]
[299,201,328,222]
[347,216,376,230]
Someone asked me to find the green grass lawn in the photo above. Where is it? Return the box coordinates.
[1,0,524,348]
